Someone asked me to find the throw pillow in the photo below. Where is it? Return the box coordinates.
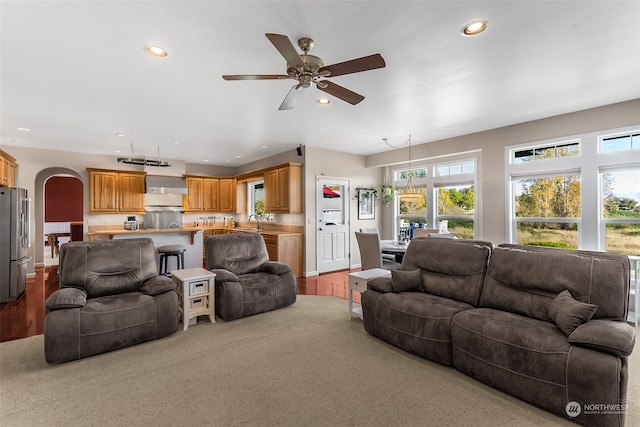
[391,269,422,293]
[548,290,598,337]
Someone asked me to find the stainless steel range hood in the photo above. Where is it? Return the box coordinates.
[145,176,188,195]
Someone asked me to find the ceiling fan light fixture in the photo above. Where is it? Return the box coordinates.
[461,20,488,36]
[144,45,167,57]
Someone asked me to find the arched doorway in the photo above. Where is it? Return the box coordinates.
[34,168,84,267]
[43,175,83,265]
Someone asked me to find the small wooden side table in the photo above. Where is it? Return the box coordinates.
[171,267,216,330]
[347,268,391,320]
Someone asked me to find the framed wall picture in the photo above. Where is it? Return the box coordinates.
[357,188,375,220]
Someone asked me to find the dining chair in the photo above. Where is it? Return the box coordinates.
[355,232,401,270]
[359,228,396,262]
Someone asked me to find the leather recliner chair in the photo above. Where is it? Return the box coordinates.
[204,233,296,321]
[44,238,178,363]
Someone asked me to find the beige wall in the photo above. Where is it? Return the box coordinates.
[366,98,640,244]
[304,146,383,274]
[4,98,639,277]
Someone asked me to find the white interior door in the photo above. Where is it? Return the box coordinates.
[316,178,350,273]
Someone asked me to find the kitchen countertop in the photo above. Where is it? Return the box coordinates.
[88,227,302,243]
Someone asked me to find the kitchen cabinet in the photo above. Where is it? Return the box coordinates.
[0,149,17,187]
[183,177,204,212]
[184,176,237,213]
[218,178,237,212]
[262,233,303,277]
[263,163,302,214]
[87,168,145,214]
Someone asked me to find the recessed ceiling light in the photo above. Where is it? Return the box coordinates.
[116,133,125,137]
[203,159,210,163]
[461,20,488,36]
[114,150,122,153]
[225,160,231,163]
[316,98,330,105]
[235,155,242,159]
[261,145,269,149]
[17,127,30,132]
[144,45,167,57]
[172,140,180,145]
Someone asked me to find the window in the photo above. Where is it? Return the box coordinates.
[601,169,640,255]
[511,141,579,164]
[512,173,581,248]
[436,184,475,239]
[507,125,640,255]
[392,158,477,240]
[248,180,264,216]
[601,131,640,153]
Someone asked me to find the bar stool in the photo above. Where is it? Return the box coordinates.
[157,244,186,276]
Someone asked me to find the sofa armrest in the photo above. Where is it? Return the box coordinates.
[259,261,291,275]
[569,319,636,358]
[45,287,87,311]
[211,268,239,283]
[140,275,176,296]
[367,276,393,293]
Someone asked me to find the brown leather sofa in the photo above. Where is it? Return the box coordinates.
[44,238,178,363]
[362,239,635,427]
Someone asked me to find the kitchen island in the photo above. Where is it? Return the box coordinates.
[88,227,204,270]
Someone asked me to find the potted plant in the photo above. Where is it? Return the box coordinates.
[380,184,396,208]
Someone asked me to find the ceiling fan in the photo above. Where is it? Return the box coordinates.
[222,33,386,110]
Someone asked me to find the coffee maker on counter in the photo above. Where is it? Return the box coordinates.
[124,216,139,230]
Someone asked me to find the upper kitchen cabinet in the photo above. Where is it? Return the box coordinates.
[184,176,237,213]
[183,176,204,212]
[0,149,17,187]
[218,178,237,212]
[263,163,302,214]
[87,168,146,214]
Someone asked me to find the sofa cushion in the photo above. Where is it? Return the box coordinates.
[79,292,157,358]
[237,272,297,318]
[400,238,492,306]
[451,308,571,411]
[374,292,474,365]
[568,319,636,358]
[391,269,422,292]
[548,290,597,336]
[45,287,87,310]
[59,238,158,298]
[205,233,269,275]
[480,245,630,322]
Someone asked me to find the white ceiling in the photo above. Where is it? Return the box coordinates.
[2,1,640,167]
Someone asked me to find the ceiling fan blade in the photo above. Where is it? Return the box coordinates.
[279,85,305,110]
[317,81,364,105]
[265,33,305,68]
[319,53,386,77]
[222,74,289,81]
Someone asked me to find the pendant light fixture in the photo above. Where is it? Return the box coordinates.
[117,143,172,167]
[401,134,421,203]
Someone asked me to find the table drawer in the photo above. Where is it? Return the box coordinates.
[189,279,209,296]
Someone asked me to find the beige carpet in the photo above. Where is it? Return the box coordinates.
[0,295,637,427]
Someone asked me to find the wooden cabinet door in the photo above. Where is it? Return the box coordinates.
[277,167,289,211]
[89,170,119,213]
[219,178,236,212]
[183,177,203,212]
[263,169,279,212]
[203,178,219,212]
[118,172,145,213]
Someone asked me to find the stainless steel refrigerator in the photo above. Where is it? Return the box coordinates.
[0,187,31,303]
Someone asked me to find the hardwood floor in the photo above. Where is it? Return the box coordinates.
[0,266,360,343]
